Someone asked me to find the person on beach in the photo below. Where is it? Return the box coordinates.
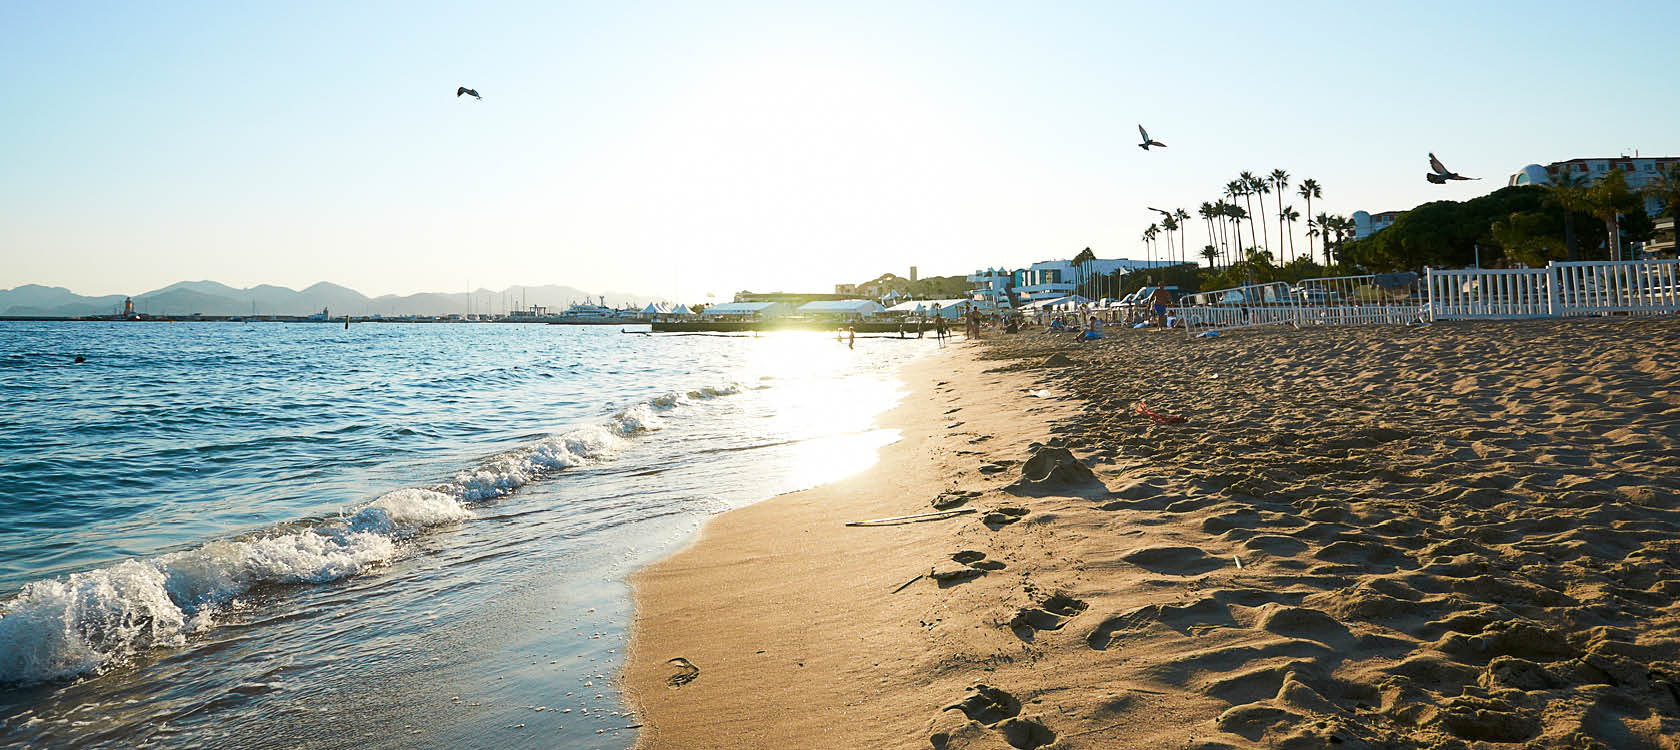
[1080,315,1103,341]
[848,327,855,349]
[1150,284,1173,328]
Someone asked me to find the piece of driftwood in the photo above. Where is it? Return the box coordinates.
[844,508,978,527]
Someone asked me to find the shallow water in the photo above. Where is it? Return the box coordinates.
[0,321,934,748]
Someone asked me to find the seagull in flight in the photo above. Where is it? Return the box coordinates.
[1146,206,1174,219]
[1137,124,1166,150]
[457,87,482,100]
[1426,153,1477,184]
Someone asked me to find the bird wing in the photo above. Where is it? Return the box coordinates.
[1147,206,1171,216]
[1426,173,1446,184]
[1152,140,1166,148]
[1138,124,1149,142]
[1429,153,1450,175]
[458,87,467,97]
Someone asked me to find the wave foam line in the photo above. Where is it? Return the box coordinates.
[0,489,469,686]
[445,383,744,501]
[0,381,748,686]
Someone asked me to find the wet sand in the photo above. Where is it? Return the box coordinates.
[625,319,1680,749]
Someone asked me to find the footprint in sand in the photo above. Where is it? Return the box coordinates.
[932,489,981,510]
[1009,594,1088,641]
[982,507,1028,530]
[934,686,1059,750]
[1119,545,1226,575]
[932,551,1007,587]
[951,550,1006,571]
[665,657,699,688]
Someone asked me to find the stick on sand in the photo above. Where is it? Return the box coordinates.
[844,508,977,526]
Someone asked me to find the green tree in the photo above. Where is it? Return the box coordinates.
[1581,170,1638,260]
[1543,170,1590,261]
[1270,169,1291,260]
[1645,163,1680,218]
[1162,215,1181,265]
[1279,204,1300,260]
[1490,210,1566,267]
[1297,178,1322,260]
[1174,208,1191,264]
[1200,245,1219,268]
[1238,172,1261,249]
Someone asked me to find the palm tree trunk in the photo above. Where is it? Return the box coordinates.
[1244,196,1257,250]
[1304,196,1314,260]
[1563,212,1577,261]
[1270,189,1283,262]
[1258,201,1270,254]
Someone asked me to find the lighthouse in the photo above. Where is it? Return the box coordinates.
[122,297,135,318]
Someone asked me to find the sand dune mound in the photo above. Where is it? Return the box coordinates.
[1009,446,1100,493]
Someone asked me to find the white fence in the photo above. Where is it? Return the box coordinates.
[1175,259,1679,337]
[1551,260,1680,315]
[1428,259,1680,320]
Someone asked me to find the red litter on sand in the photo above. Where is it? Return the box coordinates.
[1136,402,1187,425]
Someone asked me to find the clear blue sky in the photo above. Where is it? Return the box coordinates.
[2,0,1675,300]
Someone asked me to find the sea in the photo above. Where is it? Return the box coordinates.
[0,320,935,749]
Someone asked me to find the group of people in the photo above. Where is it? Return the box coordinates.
[1042,283,1177,338]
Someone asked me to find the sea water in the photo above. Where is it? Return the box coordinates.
[0,321,934,748]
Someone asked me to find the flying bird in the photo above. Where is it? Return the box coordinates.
[1137,124,1166,150]
[1146,206,1174,219]
[1426,153,1477,183]
[457,87,481,100]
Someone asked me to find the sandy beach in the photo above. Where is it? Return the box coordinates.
[624,319,1680,749]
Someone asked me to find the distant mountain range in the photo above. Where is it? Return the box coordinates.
[0,281,669,318]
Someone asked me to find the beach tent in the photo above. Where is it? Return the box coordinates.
[796,299,887,319]
[638,302,672,319]
[670,304,694,316]
[700,301,794,319]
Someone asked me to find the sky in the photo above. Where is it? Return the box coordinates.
[3,0,1676,301]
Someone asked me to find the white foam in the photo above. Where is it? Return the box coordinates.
[0,381,749,686]
[0,493,471,686]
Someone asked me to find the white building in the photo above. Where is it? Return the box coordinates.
[965,268,1015,309]
[1509,156,1677,218]
[1352,210,1403,239]
[1013,258,1177,304]
[701,301,793,319]
[887,299,974,319]
[796,299,886,320]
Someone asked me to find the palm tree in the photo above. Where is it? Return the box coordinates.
[1279,205,1300,262]
[1314,211,1332,265]
[1646,163,1680,217]
[1213,200,1231,259]
[1200,245,1219,268]
[1297,179,1322,260]
[1198,202,1216,262]
[1162,215,1180,265]
[1145,224,1160,265]
[1174,208,1191,265]
[1544,170,1590,261]
[1270,169,1291,260]
[1582,170,1638,260]
[1237,172,1260,250]
[1252,176,1272,254]
[1226,203,1248,260]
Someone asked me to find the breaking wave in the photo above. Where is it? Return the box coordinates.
[0,382,745,686]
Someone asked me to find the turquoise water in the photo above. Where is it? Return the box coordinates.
[0,321,931,748]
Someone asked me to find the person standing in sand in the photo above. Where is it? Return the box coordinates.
[1150,284,1173,328]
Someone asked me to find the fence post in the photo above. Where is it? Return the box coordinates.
[1544,262,1559,316]
[1424,267,1437,321]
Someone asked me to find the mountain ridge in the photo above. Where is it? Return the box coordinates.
[0,282,673,317]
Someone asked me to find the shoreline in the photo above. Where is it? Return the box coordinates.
[623,319,1680,749]
[622,342,1079,747]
